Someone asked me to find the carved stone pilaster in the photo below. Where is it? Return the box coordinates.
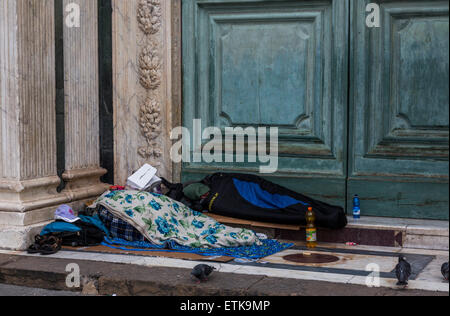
[112,0,182,184]
[137,2,163,161]
[61,0,108,199]
[0,0,67,249]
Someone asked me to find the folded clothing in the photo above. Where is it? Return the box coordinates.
[39,215,107,247]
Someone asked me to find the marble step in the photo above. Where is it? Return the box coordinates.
[207,214,449,251]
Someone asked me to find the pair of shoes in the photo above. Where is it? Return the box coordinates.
[40,236,62,255]
[27,235,46,254]
[27,235,62,255]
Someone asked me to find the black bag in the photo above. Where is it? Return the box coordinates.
[161,177,204,211]
[200,173,348,229]
[56,220,105,247]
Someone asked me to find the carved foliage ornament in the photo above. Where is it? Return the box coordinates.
[138,43,162,90]
[138,97,163,159]
[137,0,162,35]
[137,0,163,159]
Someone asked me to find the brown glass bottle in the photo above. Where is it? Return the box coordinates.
[306,207,317,249]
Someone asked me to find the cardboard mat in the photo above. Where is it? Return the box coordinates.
[62,245,234,263]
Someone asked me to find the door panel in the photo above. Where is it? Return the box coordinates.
[182,0,349,207]
[349,0,449,219]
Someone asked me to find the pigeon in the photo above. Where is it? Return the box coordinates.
[191,264,216,282]
[441,262,449,281]
[395,256,412,286]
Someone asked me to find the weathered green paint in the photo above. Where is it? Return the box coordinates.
[182,0,449,219]
[347,179,449,220]
[349,0,449,219]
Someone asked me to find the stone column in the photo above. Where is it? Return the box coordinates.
[0,0,67,249]
[61,0,108,199]
[112,0,182,185]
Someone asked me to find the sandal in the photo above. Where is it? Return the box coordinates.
[40,235,62,255]
[27,235,47,254]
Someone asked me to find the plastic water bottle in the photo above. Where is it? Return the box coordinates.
[353,194,361,220]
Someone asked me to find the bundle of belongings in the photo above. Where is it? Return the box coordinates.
[163,173,348,230]
[92,190,261,249]
[28,205,108,255]
[28,190,292,259]
[90,190,293,259]
[27,171,346,259]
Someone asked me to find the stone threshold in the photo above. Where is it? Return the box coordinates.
[208,214,449,250]
[346,216,449,250]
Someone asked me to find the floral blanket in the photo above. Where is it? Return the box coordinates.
[90,190,261,249]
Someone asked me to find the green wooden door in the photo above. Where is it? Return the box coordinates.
[182,0,449,219]
[349,0,449,219]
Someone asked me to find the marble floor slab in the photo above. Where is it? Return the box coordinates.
[262,249,401,273]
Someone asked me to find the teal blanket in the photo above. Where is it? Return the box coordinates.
[91,190,261,249]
